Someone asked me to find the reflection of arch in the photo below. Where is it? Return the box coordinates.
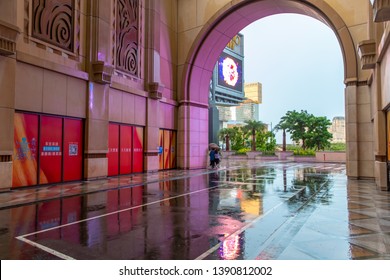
[178,0,358,170]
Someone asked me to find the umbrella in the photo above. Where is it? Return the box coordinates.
[209,143,219,149]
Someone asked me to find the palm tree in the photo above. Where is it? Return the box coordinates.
[242,120,267,151]
[274,119,290,151]
[218,128,235,151]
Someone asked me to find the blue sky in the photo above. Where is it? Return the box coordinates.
[239,14,345,143]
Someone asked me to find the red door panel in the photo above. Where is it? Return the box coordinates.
[120,125,132,174]
[39,116,62,184]
[63,118,83,181]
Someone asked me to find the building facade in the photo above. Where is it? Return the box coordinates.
[236,99,260,122]
[0,0,389,191]
[329,116,346,143]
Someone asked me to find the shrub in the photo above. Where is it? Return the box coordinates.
[235,148,251,155]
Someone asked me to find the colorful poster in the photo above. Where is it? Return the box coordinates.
[158,129,164,170]
[108,123,119,176]
[170,131,177,168]
[63,118,83,181]
[163,130,171,169]
[120,125,132,174]
[13,113,39,187]
[39,116,63,184]
[132,126,144,173]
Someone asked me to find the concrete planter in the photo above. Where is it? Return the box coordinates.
[286,156,316,162]
[247,151,262,159]
[315,151,346,163]
[275,151,294,160]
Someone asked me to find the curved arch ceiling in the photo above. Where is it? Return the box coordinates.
[183,0,357,103]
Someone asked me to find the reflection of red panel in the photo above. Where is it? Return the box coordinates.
[163,130,171,169]
[119,188,132,232]
[131,186,143,226]
[62,196,82,243]
[120,125,132,174]
[159,130,164,170]
[108,123,119,176]
[13,113,39,187]
[107,190,119,237]
[63,118,83,181]
[39,116,62,184]
[10,205,36,259]
[132,126,143,173]
[37,200,61,239]
[170,131,176,168]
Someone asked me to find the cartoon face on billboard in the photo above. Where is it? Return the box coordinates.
[217,52,243,91]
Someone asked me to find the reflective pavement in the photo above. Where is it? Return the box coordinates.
[0,160,389,260]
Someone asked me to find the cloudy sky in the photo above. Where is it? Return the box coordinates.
[239,14,345,143]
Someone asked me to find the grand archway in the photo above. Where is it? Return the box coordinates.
[178,0,370,180]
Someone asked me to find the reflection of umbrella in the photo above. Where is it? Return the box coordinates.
[209,143,219,149]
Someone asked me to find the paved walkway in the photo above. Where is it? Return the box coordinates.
[0,160,389,260]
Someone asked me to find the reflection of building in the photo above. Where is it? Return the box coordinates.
[329,116,346,143]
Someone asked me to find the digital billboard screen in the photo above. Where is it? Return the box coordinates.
[217,52,243,92]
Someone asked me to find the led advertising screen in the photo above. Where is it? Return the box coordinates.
[217,52,243,91]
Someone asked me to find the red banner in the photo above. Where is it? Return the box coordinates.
[108,123,119,176]
[63,118,83,181]
[13,113,39,187]
[39,116,63,184]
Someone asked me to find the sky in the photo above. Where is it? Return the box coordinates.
[238,14,345,143]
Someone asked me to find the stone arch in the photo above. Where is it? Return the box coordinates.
[178,0,359,170]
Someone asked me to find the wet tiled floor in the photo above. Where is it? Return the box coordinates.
[0,160,389,260]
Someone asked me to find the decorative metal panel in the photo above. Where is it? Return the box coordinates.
[116,0,139,76]
[32,0,74,52]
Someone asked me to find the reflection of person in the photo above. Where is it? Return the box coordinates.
[214,148,221,168]
[209,148,216,169]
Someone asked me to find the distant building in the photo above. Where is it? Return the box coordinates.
[329,116,346,143]
[244,83,262,103]
[236,99,260,122]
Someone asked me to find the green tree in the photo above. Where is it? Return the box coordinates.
[306,116,332,150]
[242,120,267,151]
[280,110,313,149]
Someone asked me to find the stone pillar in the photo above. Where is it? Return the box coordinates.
[83,0,113,180]
[345,82,359,179]
[0,1,19,190]
[144,0,163,171]
[178,102,209,169]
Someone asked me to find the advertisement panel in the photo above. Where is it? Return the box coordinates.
[158,129,164,170]
[217,52,243,92]
[132,126,144,173]
[39,116,63,184]
[108,123,119,176]
[63,118,83,181]
[120,125,132,174]
[13,113,39,187]
[163,130,171,169]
